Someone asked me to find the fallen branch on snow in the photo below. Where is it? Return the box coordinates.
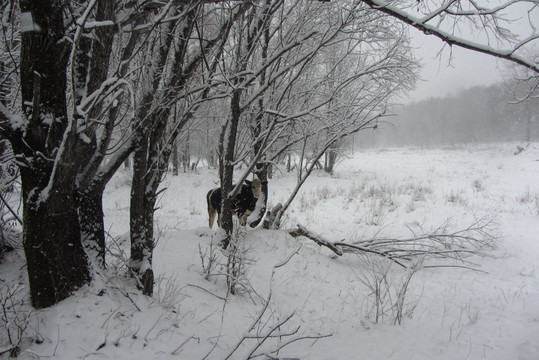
[287,217,497,271]
[287,225,343,256]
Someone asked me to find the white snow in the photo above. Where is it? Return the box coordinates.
[1,142,538,359]
[19,12,40,33]
[0,104,26,133]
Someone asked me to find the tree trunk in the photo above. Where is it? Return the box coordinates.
[16,0,92,308]
[129,110,173,296]
[172,140,179,176]
[250,7,271,228]
[525,102,531,143]
[129,136,155,296]
[78,187,106,268]
[324,146,337,174]
[249,102,270,225]
[183,130,191,172]
[23,192,91,309]
[286,154,292,172]
[221,91,242,248]
[125,1,222,294]
[71,0,115,269]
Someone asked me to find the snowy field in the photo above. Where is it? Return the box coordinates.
[2,142,539,359]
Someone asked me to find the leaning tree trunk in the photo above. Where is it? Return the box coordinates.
[75,0,116,269]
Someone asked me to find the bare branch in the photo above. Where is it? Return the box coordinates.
[361,0,539,73]
[288,217,497,271]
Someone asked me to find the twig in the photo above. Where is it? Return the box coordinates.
[53,326,60,357]
[245,313,297,359]
[113,287,142,312]
[186,283,226,301]
[144,313,163,343]
[333,241,407,268]
[0,191,22,225]
[171,335,195,356]
[422,264,488,274]
[254,333,333,359]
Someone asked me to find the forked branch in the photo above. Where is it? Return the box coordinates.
[288,217,497,271]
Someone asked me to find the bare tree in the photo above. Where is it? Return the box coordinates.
[212,1,417,233]
[259,2,418,228]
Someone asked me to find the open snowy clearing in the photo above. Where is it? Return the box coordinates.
[2,143,538,359]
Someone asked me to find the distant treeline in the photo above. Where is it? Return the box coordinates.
[357,82,538,148]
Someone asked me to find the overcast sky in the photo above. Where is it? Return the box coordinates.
[400,28,507,104]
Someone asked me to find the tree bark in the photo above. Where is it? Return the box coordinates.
[220,90,242,248]
[130,133,155,296]
[78,187,106,268]
[23,191,91,309]
[73,0,116,269]
[324,144,338,174]
[16,0,91,308]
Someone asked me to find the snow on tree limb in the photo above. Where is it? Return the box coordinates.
[288,225,344,256]
[0,104,26,135]
[361,0,539,73]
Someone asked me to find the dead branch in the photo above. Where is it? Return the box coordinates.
[288,218,497,271]
[332,241,407,268]
[252,333,333,359]
[287,225,343,256]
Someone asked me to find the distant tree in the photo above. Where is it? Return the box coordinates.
[373,81,538,147]
[353,1,539,147]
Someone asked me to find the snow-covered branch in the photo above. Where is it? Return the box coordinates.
[290,217,497,271]
[361,0,539,72]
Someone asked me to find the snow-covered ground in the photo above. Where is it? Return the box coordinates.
[2,143,538,359]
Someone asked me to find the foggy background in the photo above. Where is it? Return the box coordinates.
[354,80,538,149]
[352,21,538,149]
